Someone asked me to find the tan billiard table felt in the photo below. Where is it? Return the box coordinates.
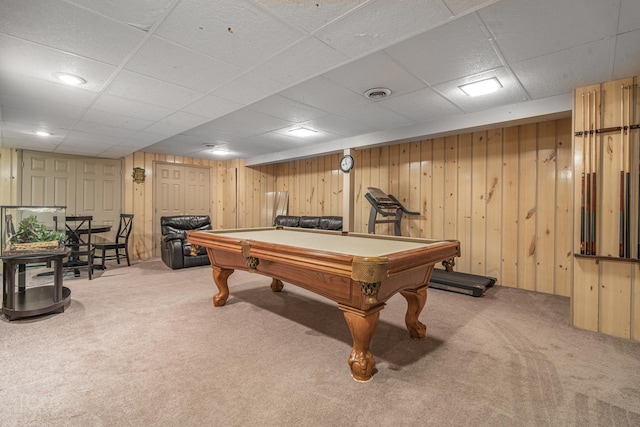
[207,229,449,258]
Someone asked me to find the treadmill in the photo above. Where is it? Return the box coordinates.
[365,187,496,297]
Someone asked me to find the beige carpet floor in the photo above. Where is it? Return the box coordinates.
[1,258,640,426]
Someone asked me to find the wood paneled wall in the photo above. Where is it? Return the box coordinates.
[122,152,238,260]
[244,119,572,296]
[573,76,640,342]
[124,119,573,299]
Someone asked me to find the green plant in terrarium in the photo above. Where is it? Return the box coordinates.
[15,215,65,244]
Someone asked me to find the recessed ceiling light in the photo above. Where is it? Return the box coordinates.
[364,87,391,100]
[459,77,502,97]
[209,148,232,156]
[35,130,53,137]
[53,72,87,86]
[289,127,318,137]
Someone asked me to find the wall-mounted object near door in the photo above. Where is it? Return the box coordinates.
[132,167,146,184]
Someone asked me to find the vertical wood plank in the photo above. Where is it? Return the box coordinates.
[536,121,556,294]
[634,265,640,342]
[420,139,433,239]
[408,141,421,237]
[486,129,503,281]
[471,131,487,276]
[555,119,573,296]
[457,133,472,272]
[387,144,400,236]
[444,136,458,243]
[397,143,411,236]
[431,138,445,240]
[332,153,342,216]
[358,148,371,234]
[572,258,600,331]
[600,262,631,338]
[378,146,391,235]
[502,126,519,287]
[519,123,537,291]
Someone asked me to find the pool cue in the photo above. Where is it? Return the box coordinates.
[581,92,586,254]
[626,85,632,258]
[591,90,597,255]
[620,85,626,257]
[585,91,592,254]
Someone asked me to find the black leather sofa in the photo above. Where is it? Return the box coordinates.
[274,215,343,230]
[161,215,212,269]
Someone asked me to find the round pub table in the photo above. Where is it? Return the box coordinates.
[1,250,71,321]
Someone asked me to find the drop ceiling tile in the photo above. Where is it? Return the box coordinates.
[65,130,125,145]
[230,138,307,158]
[612,29,640,80]
[280,76,369,113]
[385,14,501,85]
[72,121,137,139]
[0,72,98,108]
[323,51,425,97]
[512,39,616,99]
[301,115,376,137]
[432,68,528,113]
[0,35,117,92]
[181,94,244,119]
[159,111,210,129]
[1,135,60,151]
[333,102,414,130]
[0,126,66,143]
[81,109,154,131]
[479,0,620,63]
[128,131,168,144]
[248,95,329,123]
[272,126,341,143]
[142,121,189,137]
[251,37,349,87]
[253,0,368,33]
[97,145,139,158]
[210,71,285,106]
[0,93,87,121]
[54,144,108,156]
[443,0,499,15]
[155,0,305,70]
[249,131,309,148]
[0,108,78,130]
[619,0,640,33]
[380,87,463,122]
[125,36,242,92]
[213,110,292,134]
[315,0,452,58]
[69,0,175,32]
[0,0,145,65]
[105,70,204,110]
[141,111,211,139]
[91,94,174,121]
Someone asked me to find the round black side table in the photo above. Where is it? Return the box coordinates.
[1,250,71,321]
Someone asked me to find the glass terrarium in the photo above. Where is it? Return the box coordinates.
[1,206,67,256]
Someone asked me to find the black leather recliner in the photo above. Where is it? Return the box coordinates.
[160,215,211,269]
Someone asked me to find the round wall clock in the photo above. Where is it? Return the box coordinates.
[340,154,354,173]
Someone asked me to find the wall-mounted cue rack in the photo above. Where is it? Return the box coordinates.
[574,78,640,260]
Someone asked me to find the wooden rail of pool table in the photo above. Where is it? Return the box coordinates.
[188,228,460,382]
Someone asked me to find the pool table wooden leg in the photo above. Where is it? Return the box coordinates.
[212,266,234,307]
[270,278,284,292]
[399,287,428,340]
[340,305,383,382]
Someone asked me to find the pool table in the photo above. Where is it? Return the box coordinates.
[188,227,460,382]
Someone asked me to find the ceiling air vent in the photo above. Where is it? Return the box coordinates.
[364,87,391,100]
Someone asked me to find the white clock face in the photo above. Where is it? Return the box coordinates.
[340,155,354,172]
